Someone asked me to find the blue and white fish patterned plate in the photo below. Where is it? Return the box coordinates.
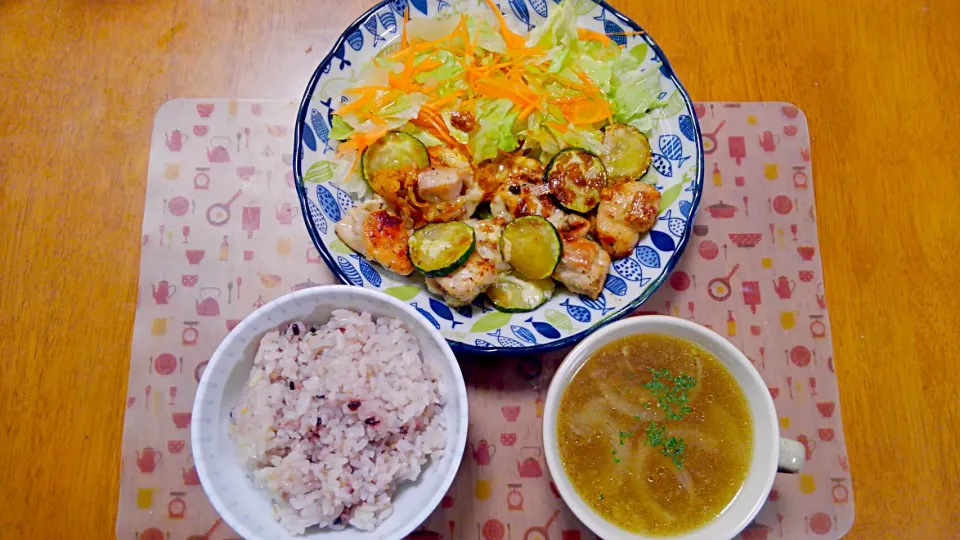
[293,0,704,355]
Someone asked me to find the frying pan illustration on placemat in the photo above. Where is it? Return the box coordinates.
[702,120,726,155]
[708,264,740,301]
[206,189,242,226]
[186,518,222,540]
[522,509,561,540]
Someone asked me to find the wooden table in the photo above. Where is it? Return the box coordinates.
[1,1,958,538]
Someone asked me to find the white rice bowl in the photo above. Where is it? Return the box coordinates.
[192,287,467,540]
[232,310,446,534]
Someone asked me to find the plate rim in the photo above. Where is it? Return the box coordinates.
[292,0,705,355]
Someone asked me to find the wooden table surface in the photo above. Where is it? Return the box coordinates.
[1,0,958,538]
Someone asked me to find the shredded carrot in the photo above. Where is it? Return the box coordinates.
[550,96,590,105]
[410,58,443,77]
[545,121,569,133]
[348,150,362,177]
[389,37,447,61]
[482,0,528,50]
[518,104,536,121]
[411,110,460,148]
[474,77,536,108]
[334,93,375,116]
[474,60,515,74]
[564,101,613,125]
[343,86,392,95]
[401,4,410,48]
[372,90,401,111]
[429,90,464,110]
[578,28,612,45]
[337,127,392,155]
[461,94,476,115]
[461,15,474,61]
[575,71,604,98]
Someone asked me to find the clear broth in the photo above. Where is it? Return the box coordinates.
[557,334,753,536]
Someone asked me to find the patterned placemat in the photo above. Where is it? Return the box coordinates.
[118,100,852,540]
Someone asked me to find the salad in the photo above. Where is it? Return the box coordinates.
[330,0,672,312]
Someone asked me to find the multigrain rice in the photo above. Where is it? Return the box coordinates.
[231,309,447,534]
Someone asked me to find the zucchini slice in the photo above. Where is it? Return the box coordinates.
[361,131,430,183]
[500,216,562,280]
[408,222,476,277]
[600,123,652,184]
[473,201,494,220]
[545,148,607,213]
[486,271,556,313]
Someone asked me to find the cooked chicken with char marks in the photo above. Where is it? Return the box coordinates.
[476,154,545,201]
[334,200,381,255]
[490,178,567,228]
[593,181,661,259]
[552,214,611,299]
[366,146,482,228]
[417,146,483,223]
[342,124,668,310]
[417,167,466,203]
[335,200,414,276]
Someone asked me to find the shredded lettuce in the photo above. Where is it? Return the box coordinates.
[467,17,507,54]
[611,69,663,123]
[469,98,520,163]
[399,124,445,147]
[526,0,578,49]
[576,44,615,93]
[343,92,429,134]
[329,116,354,141]
[414,49,464,85]
[438,112,468,145]
[332,0,669,164]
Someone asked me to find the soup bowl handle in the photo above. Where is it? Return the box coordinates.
[777,438,805,473]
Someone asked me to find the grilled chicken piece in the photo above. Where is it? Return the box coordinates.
[476,155,545,201]
[335,200,381,255]
[490,178,567,228]
[594,181,661,259]
[557,214,592,242]
[428,145,472,170]
[553,238,611,299]
[335,201,414,276]
[551,214,610,299]
[419,146,482,223]
[417,167,464,203]
[426,219,507,306]
[363,209,414,276]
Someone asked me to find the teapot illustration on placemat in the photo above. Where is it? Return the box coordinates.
[135,446,162,473]
[165,130,188,152]
[151,280,177,305]
[758,130,780,152]
[471,439,496,466]
[773,276,796,299]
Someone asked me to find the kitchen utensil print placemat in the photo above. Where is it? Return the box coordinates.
[119,100,853,539]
